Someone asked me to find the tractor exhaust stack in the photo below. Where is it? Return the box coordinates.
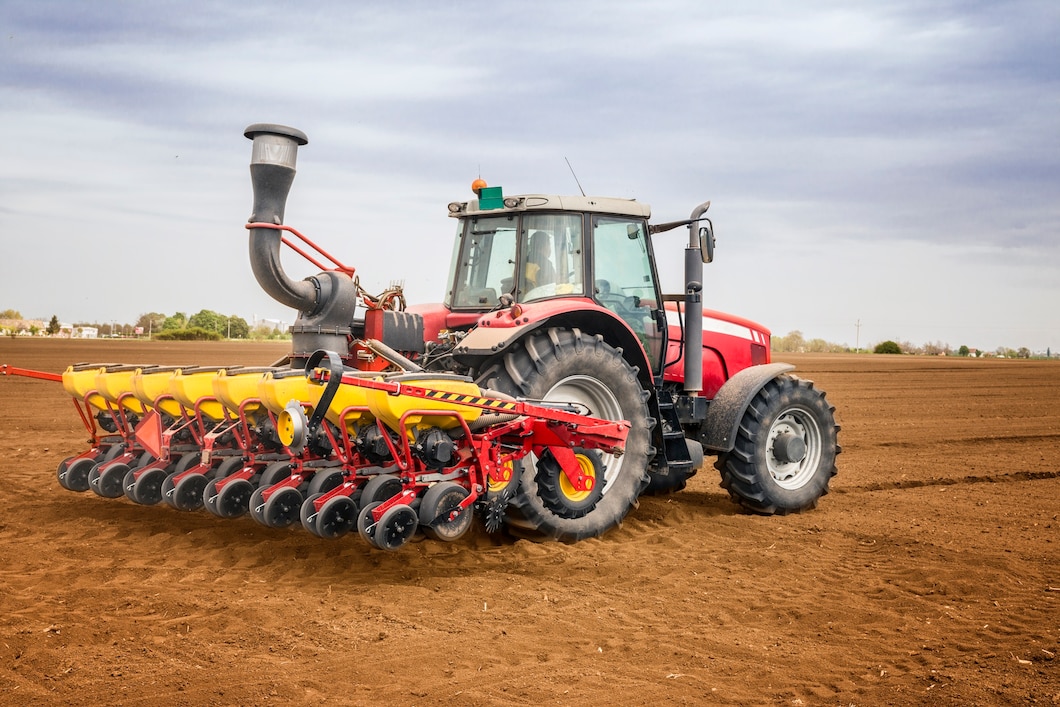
[245,124,358,366]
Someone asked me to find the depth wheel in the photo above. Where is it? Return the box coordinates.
[715,374,839,514]
[306,468,344,496]
[257,460,292,488]
[359,473,402,508]
[263,486,303,528]
[356,500,383,545]
[420,482,473,542]
[123,467,138,501]
[173,451,202,475]
[131,466,169,506]
[375,504,419,551]
[170,473,208,511]
[202,479,224,517]
[477,328,652,542]
[300,492,326,536]
[92,462,129,498]
[249,486,269,525]
[61,457,96,493]
[316,495,359,540]
[213,456,246,480]
[213,478,254,519]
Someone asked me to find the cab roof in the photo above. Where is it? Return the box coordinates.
[449,193,652,220]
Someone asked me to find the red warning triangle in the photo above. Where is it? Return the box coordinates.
[135,409,163,459]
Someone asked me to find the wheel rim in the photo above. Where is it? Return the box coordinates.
[264,487,302,528]
[544,375,622,493]
[487,460,516,496]
[133,467,168,505]
[421,482,472,542]
[766,406,823,490]
[216,479,253,518]
[249,487,269,525]
[173,474,207,511]
[96,463,129,498]
[558,453,597,503]
[63,458,95,492]
[300,492,326,535]
[203,479,223,517]
[319,496,358,539]
[376,505,418,551]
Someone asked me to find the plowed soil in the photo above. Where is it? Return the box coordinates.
[1,339,1057,706]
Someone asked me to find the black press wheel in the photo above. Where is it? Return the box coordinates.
[202,479,226,518]
[356,500,383,545]
[306,468,345,497]
[257,460,292,489]
[477,328,652,542]
[262,486,304,528]
[212,478,254,518]
[249,486,269,525]
[317,495,359,540]
[213,456,246,480]
[61,457,96,493]
[715,374,839,515]
[359,473,403,508]
[131,466,169,506]
[170,473,208,511]
[374,504,419,551]
[94,462,130,498]
[420,482,473,542]
[300,492,326,536]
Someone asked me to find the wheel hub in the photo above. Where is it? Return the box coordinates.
[772,432,806,464]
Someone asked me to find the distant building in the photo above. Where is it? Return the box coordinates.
[0,318,46,336]
[59,324,98,339]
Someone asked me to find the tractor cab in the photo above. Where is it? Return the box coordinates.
[444,186,666,371]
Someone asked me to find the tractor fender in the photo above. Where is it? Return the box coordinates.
[452,300,654,387]
[453,318,549,359]
[699,362,795,452]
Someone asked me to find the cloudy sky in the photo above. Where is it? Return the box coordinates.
[1,1,1057,352]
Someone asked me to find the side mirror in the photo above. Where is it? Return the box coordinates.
[699,221,715,263]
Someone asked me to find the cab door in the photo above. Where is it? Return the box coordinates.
[590,216,665,372]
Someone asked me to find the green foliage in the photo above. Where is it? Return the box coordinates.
[226,315,250,339]
[250,321,289,341]
[162,312,187,331]
[957,345,970,357]
[136,312,166,335]
[46,315,61,335]
[153,326,223,341]
[0,309,22,319]
[188,309,225,333]
[874,340,902,355]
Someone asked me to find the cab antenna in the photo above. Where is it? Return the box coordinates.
[565,157,586,197]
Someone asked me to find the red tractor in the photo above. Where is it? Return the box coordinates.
[245,124,840,542]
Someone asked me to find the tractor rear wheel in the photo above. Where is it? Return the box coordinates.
[715,374,839,514]
[477,328,651,542]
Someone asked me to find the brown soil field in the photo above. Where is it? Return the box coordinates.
[1,338,1058,705]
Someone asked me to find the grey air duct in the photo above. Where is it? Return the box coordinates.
[245,123,358,366]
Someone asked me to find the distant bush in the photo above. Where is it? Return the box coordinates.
[873,340,902,355]
[153,327,223,341]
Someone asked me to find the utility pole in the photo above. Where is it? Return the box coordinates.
[855,319,861,352]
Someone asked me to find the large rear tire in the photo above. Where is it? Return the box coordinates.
[477,328,651,542]
[715,374,839,514]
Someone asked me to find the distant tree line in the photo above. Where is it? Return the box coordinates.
[772,330,1045,359]
[0,307,288,341]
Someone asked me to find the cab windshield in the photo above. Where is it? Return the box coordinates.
[447,213,585,308]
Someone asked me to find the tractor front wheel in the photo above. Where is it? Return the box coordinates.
[715,374,839,514]
[477,328,651,542]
